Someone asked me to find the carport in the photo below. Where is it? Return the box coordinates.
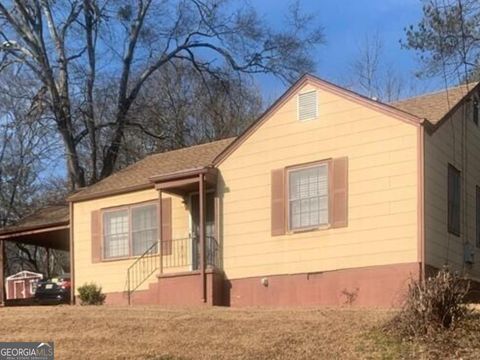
[0,205,70,306]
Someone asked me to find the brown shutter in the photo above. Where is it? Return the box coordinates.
[161,198,172,255]
[331,157,348,228]
[91,210,102,263]
[271,168,286,236]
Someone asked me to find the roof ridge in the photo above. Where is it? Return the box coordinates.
[148,137,236,159]
[391,81,479,105]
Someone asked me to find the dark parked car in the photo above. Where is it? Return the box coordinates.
[35,274,71,304]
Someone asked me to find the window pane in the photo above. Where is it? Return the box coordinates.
[132,205,158,256]
[289,164,328,229]
[104,210,129,258]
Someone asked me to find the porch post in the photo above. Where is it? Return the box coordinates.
[158,190,163,274]
[0,240,4,305]
[69,202,75,305]
[199,173,207,303]
[46,247,50,278]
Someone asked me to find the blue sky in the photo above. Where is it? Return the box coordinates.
[252,0,442,100]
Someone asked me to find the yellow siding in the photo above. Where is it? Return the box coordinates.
[73,189,190,294]
[424,101,480,279]
[218,82,420,279]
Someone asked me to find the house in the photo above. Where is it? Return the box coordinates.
[1,74,480,307]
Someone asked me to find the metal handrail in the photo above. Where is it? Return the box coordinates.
[127,241,159,305]
[126,235,221,304]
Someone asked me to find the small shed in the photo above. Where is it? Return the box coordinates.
[6,271,43,300]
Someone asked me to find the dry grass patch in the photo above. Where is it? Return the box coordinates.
[0,306,395,359]
[3,305,480,359]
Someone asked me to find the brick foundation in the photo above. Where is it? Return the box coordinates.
[100,262,422,307]
[226,262,421,308]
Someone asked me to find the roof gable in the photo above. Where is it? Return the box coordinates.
[213,74,423,166]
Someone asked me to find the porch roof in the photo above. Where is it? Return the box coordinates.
[0,205,69,251]
[151,167,218,196]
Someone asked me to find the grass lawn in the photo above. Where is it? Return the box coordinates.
[0,305,479,359]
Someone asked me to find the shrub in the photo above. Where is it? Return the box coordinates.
[77,283,106,305]
[389,266,470,339]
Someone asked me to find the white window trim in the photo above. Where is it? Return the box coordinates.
[286,161,330,232]
[297,90,318,122]
[101,202,159,260]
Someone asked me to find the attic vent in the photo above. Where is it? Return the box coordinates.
[298,90,317,121]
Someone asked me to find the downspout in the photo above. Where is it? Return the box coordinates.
[69,201,75,305]
[418,124,426,282]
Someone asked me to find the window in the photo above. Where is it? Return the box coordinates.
[132,204,158,256]
[476,186,480,248]
[288,163,328,230]
[298,90,317,121]
[103,204,158,259]
[448,164,461,236]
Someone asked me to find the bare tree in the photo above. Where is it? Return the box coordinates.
[128,63,262,150]
[0,0,324,190]
[0,70,58,226]
[71,61,263,169]
[347,33,405,102]
[0,69,68,277]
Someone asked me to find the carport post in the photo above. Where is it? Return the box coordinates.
[0,240,4,306]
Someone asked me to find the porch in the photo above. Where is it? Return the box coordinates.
[125,166,224,305]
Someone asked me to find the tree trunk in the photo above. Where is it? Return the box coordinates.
[58,125,86,190]
[100,110,127,179]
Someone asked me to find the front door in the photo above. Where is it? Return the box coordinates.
[190,193,215,270]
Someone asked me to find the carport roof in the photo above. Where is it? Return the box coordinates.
[0,205,69,251]
[0,205,69,236]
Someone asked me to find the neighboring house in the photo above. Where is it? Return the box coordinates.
[3,74,480,307]
[5,271,43,300]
